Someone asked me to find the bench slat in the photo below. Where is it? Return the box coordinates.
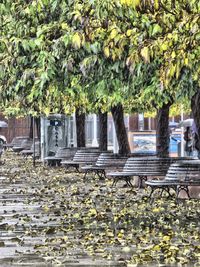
[108,157,197,188]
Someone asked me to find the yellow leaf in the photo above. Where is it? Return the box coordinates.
[141,46,150,63]
[126,29,132,37]
[117,232,124,238]
[152,207,161,213]
[106,230,114,237]
[81,38,85,48]
[43,205,50,212]
[169,64,176,77]
[184,58,189,65]
[112,53,116,61]
[61,23,68,30]
[161,43,168,51]
[120,0,140,8]
[169,245,179,251]
[72,32,81,49]
[163,235,171,241]
[63,236,68,241]
[154,0,159,10]
[126,56,133,66]
[171,51,176,59]
[168,33,173,39]
[73,213,80,219]
[122,247,131,253]
[44,107,50,116]
[88,208,97,216]
[110,29,118,39]
[132,0,140,8]
[153,245,161,251]
[104,47,110,58]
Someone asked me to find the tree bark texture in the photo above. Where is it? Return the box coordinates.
[111,104,130,155]
[98,111,107,151]
[75,109,86,148]
[191,90,200,157]
[29,116,40,140]
[156,103,171,157]
[29,116,33,139]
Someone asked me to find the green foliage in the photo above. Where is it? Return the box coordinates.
[0,0,199,115]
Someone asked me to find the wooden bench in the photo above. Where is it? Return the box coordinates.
[20,141,40,158]
[12,138,33,153]
[44,147,77,166]
[146,160,200,199]
[81,152,128,180]
[3,136,29,150]
[61,149,100,172]
[80,151,155,180]
[107,157,195,188]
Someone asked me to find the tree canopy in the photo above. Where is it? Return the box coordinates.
[0,0,199,116]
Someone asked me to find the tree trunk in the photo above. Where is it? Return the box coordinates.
[29,116,40,140]
[156,103,171,157]
[75,109,86,148]
[111,104,130,155]
[191,90,200,157]
[35,117,41,141]
[98,111,107,151]
[29,116,33,139]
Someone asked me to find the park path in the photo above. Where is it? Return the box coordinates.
[0,151,199,267]
[0,151,128,266]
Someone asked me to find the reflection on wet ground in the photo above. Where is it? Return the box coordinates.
[0,151,199,266]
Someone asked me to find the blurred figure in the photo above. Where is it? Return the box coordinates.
[184,126,193,156]
[192,120,200,159]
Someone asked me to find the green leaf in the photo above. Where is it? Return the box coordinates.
[151,24,162,36]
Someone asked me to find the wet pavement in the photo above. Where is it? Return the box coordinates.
[0,151,199,267]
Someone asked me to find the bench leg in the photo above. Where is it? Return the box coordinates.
[63,165,79,173]
[112,178,118,187]
[160,187,170,197]
[83,170,89,180]
[56,160,61,167]
[148,186,156,199]
[96,170,106,180]
[75,166,80,173]
[147,186,158,204]
[163,187,174,198]
[149,186,169,199]
[168,186,177,197]
[48,160,56,166]
[176,185,190,199]
[125,177,133,187]
[138,175,147,189]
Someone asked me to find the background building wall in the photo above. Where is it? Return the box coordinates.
[0,115,31,143]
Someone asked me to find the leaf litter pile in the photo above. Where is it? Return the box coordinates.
[0,151,200,266]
